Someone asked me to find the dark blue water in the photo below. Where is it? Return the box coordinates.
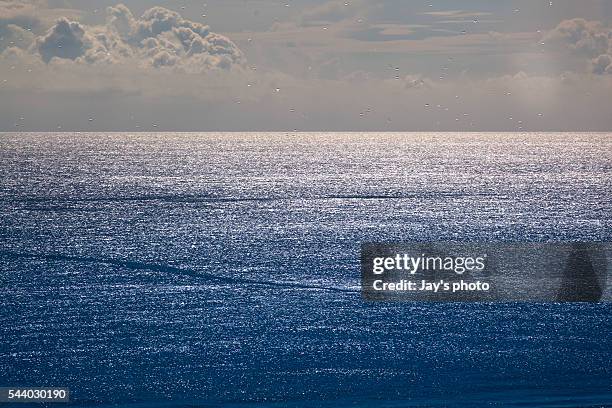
[1,133,611,407]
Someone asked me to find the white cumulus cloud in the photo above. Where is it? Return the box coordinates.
[545,18,612,75]
[31,3,245,72]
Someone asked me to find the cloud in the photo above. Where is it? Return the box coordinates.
[0,1,50,53]
[0,0,42,30]
[3,47,612,131]
[396,74,430,89]
[298,0,363,26]
[421,10,492,19]
[0,0,81,33]
[545,18,612,75]
[0,23,34,52]
[3,2,612,132]
[106,3,134,40]
[35,18,88,62]
[591,53,612,75]
[545,18,610,55]
[29,3,245,72]
[114,4,244,71]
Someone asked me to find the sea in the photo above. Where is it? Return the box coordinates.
[1,132,611,407]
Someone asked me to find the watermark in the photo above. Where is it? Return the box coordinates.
[361,243,611,302]
[0,388,69,403]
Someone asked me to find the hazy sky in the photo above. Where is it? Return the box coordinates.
[1,0,612,131]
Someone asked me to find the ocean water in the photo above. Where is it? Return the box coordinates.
[0,132,611,407]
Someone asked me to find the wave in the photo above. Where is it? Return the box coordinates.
[3,191,500,206]
[0,251,357,294]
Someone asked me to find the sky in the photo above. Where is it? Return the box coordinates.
[1,0,612,131]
